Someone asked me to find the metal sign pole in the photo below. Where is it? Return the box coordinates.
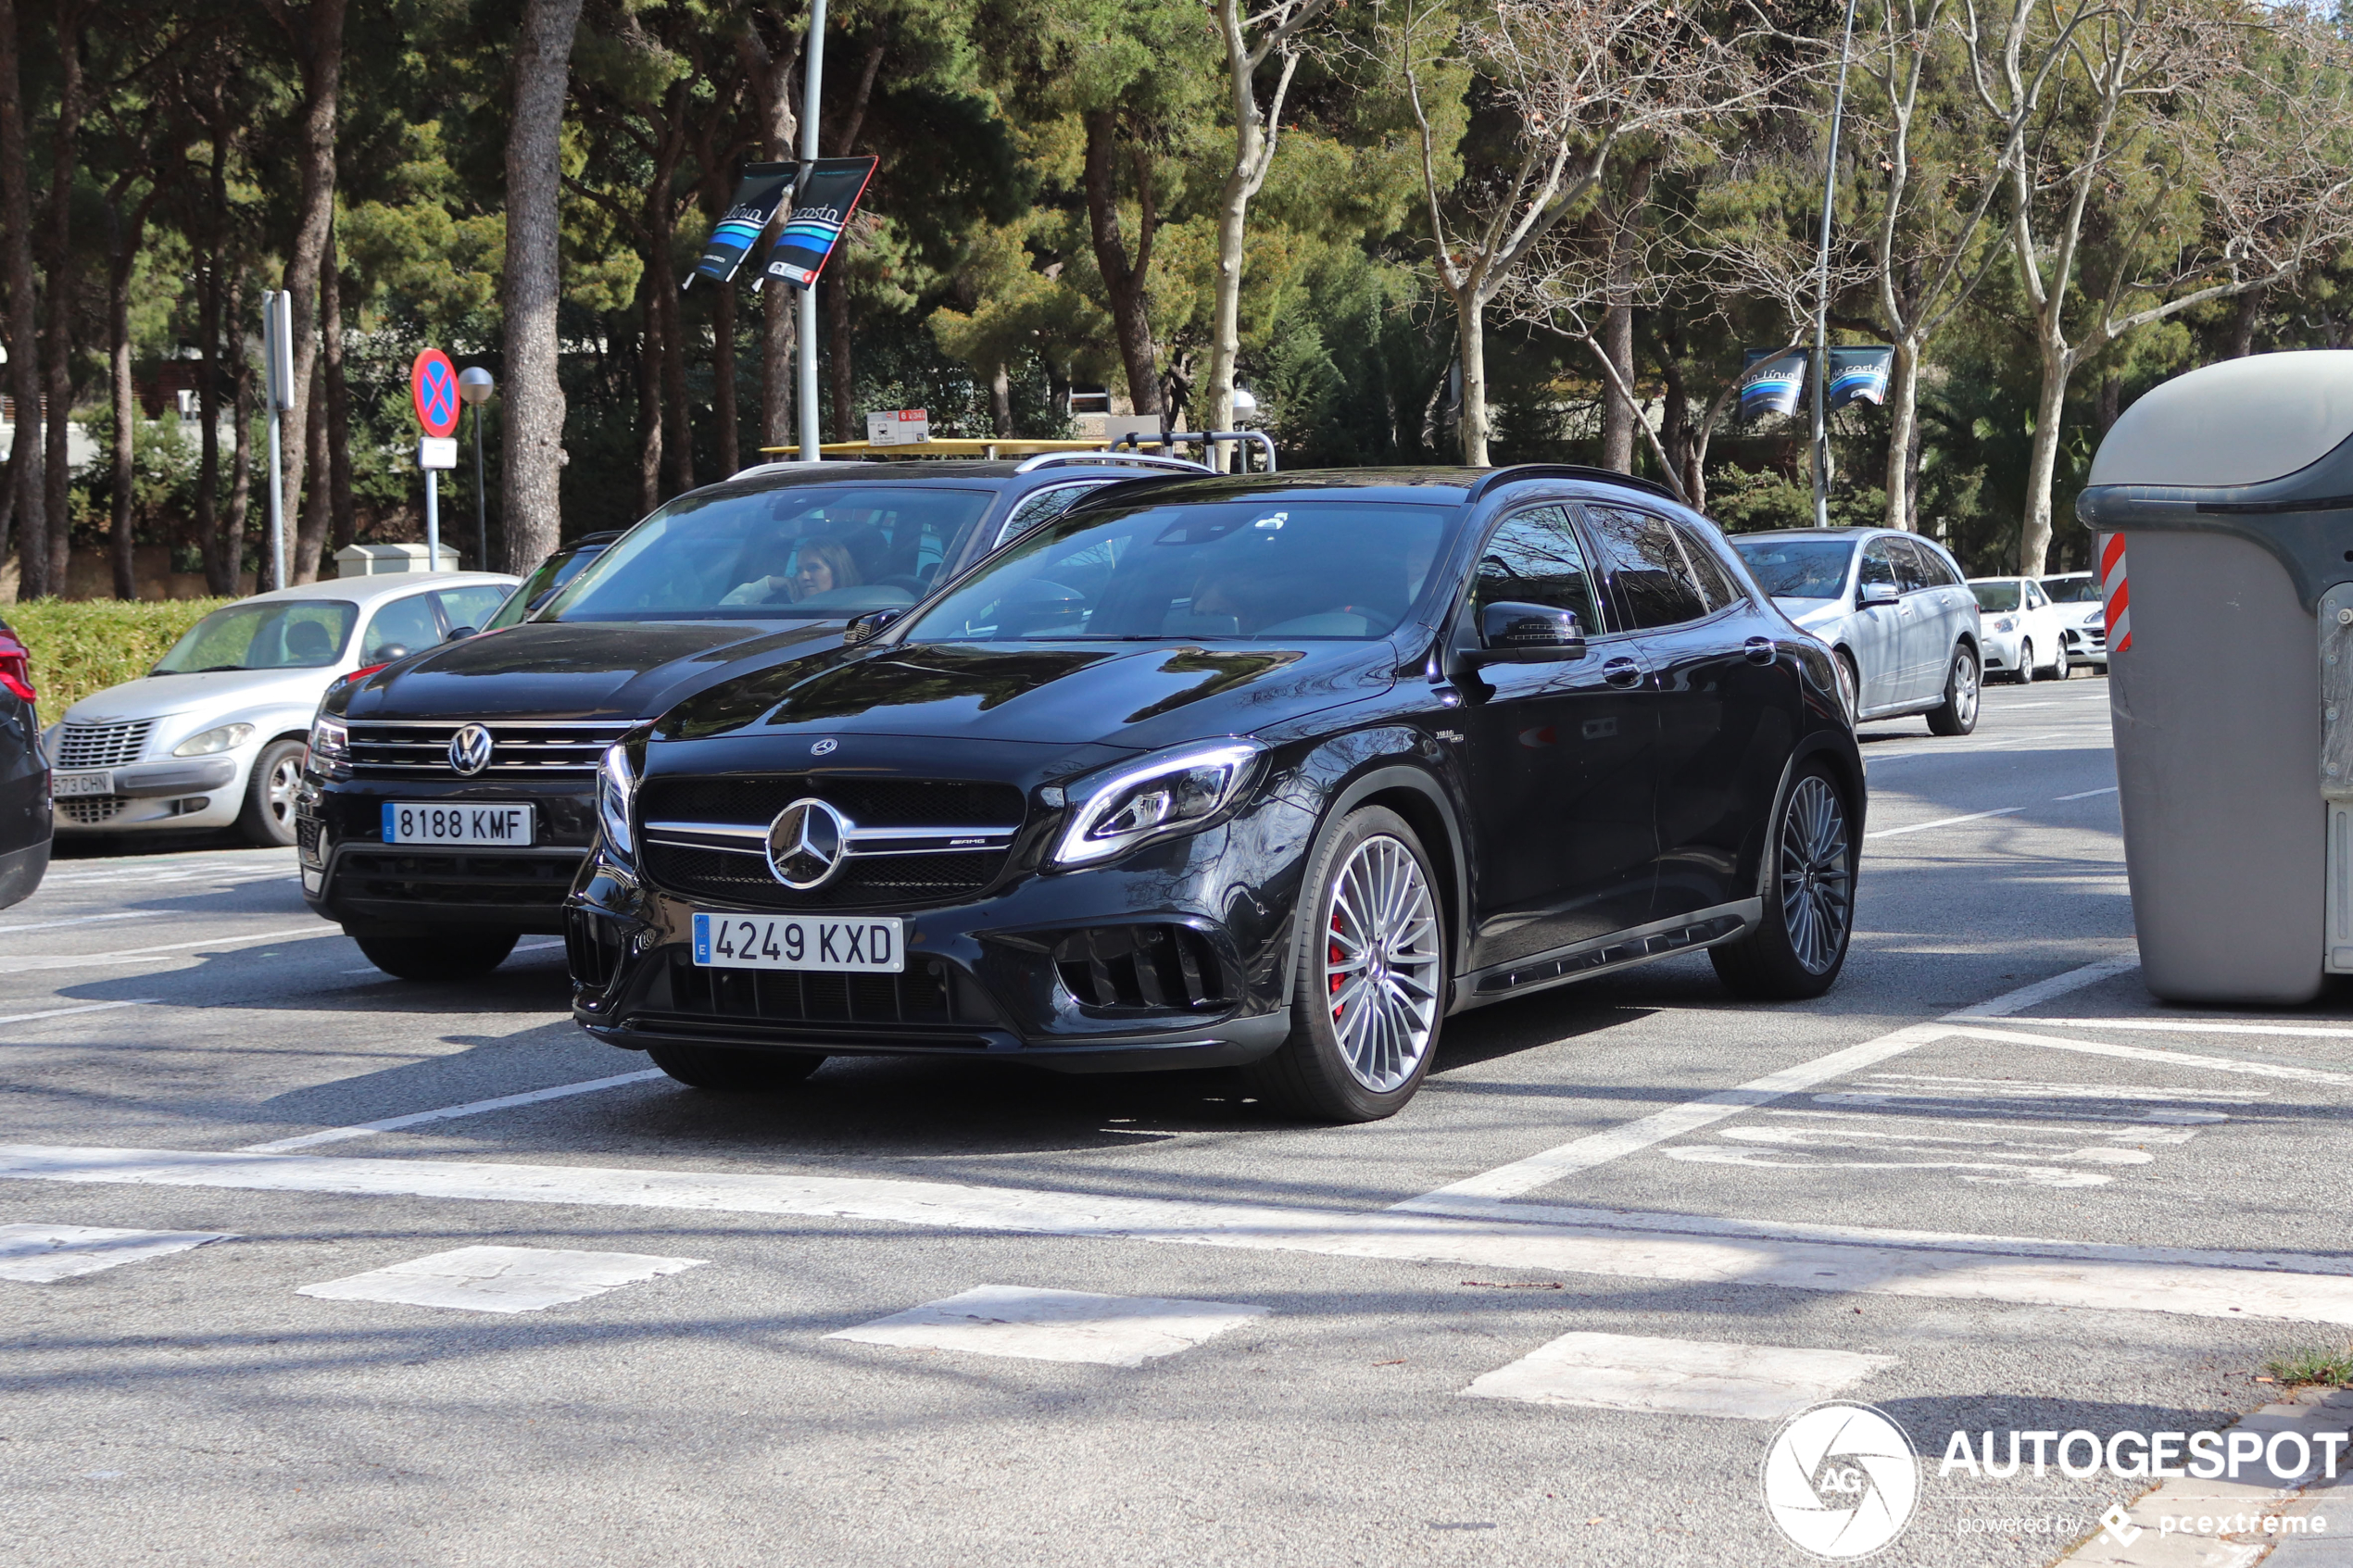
[425,470,440,569]
[261,290,294,591]
[1809,0,1860,529]
[798,0,827,462]
[472,408,487,569]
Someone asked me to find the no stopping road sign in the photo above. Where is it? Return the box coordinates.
[410,349,460,438]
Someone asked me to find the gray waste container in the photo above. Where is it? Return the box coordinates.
[2077,350,2353,1004]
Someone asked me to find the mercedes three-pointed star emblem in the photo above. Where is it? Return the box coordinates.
[765,797,851,889]
[447,723,494,776]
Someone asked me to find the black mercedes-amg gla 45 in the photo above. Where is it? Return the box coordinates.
[569,466,1865,1122]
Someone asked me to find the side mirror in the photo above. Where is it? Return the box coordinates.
[1857,581,1900,608]
[444,626,477,643]
[374,643,409,661]
[1466,601,1587,665]
[843,608,903,646]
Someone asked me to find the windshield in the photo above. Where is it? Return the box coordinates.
[153,599,358,672]
[1730,538,1854,600]
[540,484,996,623]
[2043,574,2101,604]
[902,497,1452,644]
[1970,582,2021,612]
[485,544,604,631]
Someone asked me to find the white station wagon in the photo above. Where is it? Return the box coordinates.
[45,572,514,846]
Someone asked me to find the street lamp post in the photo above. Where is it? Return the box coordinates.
[1810,0,1862,529]
[799,0,828,462]
[459,367,496,570]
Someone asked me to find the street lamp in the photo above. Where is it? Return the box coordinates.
[1810,0,1861,528]
[459,367,496,570]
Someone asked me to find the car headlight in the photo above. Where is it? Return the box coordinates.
[598,742,637,859]
[307,715,349,769]
[2082,609,2103,626]
[1992,616,2016,633]
[1051,741,1265,868]
[174,721,256,757]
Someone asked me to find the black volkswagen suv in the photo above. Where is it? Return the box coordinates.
[299,455,1205,979]
[569,466,1864,1121]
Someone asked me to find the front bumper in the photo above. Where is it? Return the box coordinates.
[2061,623,2110,663]
[51,756,244,833]
[299,773,600,935]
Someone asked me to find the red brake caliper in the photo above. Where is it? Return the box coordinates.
[1329,910,1346,1018]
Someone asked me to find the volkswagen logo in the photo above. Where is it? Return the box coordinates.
[447,723,494,776]
[765,797,852,889]
[811,737,838,756]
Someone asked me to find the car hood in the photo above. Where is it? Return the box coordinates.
[62,665,337,724]
[657,637,1399,752]
[342,619,848,722]
[1776,598,1849,632]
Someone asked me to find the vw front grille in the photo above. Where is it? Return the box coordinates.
[346,720,631,780]
[56,720,153,769]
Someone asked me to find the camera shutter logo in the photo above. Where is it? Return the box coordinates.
[447,724,495,776]
[1760,1402,1919,1559]
[766,798,850,889]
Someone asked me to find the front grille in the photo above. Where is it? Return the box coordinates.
[1052,924,1230,1011]
[296,817,324,867]
[336,847,584,907]
[661,947,995,1031]
[566,909,628,991]
[57,795,126,825]
[645,843,1000,909]
[56,720,153,769]
[346,720,631,780]
[640,776,1025,828]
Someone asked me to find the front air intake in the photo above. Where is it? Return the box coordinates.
[1051,924,1229,1012]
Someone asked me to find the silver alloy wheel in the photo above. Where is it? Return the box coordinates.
[2017,640,2034,684]
[1779,774,1853,975]
[1950,649,1980,727]
[265,752,301,827]
[2051,637,2070,679]
[1321,833,1441,1092]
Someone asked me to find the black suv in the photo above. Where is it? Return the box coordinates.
[299,455,1205,979]
[568,466,1865,1122]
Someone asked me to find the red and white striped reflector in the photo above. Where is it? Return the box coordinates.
[2100,533,2132,653]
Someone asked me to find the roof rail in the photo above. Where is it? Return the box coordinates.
[1013,451,1211,475]
[1466,463,1682,505]
[1110,429,1278,472]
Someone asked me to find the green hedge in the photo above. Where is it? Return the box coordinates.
[4,597,232,717]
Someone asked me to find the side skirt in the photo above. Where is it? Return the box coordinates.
[1448,898,1763,1013]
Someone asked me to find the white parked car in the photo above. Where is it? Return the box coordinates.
[1968,575,2079,681]
[44,572,514,846]
[2037,571,2109,670]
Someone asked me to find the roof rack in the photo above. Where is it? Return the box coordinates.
[1013,451,1211,475]
[1109,429,1278,472]
[1466,463,1681,505]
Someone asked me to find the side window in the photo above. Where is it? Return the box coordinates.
[997,483,1112,549]
[1858,542,1898,595]
[1672,521,1740,612]
[1468,506,1602,633]
[2024,581,2046,609]
[1582,505,1708,629]
[1918,543,1962,589]
[360,594,445,661]
[1888,538,1932,594]
[434,585,507,633]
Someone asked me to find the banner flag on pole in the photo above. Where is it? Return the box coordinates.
[1740,349,1808,419]
[692,162,798,285]
[1827,345,1896,410]
[762,157,879,291]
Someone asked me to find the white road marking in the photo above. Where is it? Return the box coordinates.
[830,1284,1270,1367]
[296,1245,704,1314]
[1709,1123,2156,1160]
[1661,1145,2120,1188]
[514,940,564,953]
[1866,805,2026,838]
[10,926,336,972]
[1951,1025,2353,1086]
[0,1223,230,1283]
[1827,1073,2267,1106]
[2053,785,2119,801]
[1768,1106,2208,1139]
[2008,1016,2353,1040]
[1396,957,2141,1205]
[0,911,157,935]
[237,1069,670,1153]
[1460,1331,1896,1421]
[0,999,158,1031]
[11,1141,2353,1322]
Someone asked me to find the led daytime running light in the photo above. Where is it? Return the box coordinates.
[1052,741,1263,867]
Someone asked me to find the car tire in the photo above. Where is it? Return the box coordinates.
[238,738,307,847]
[646,1043,826,1090]
[1710,761,1856,1000]
[1925,645,1981,735]
[2051,638,2071,679]
[1834,650,1861,723]
[1242,805,1447,1123]
[352,929,521,981]
[2016,640,2035,684]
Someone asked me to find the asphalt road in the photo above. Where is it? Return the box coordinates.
[6,675,2350,1568]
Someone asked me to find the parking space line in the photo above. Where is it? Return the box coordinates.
[296,1244,704,1314]
[830,1285,1270,1367]
[1866,805,2026,839]
[1393,957,2140,1205]
[8,1140,2353,1323]
[2006,1016,2353,1039]
[1459,1330,1896,1421]
[0,912,158,935]
[2053,785,2120,801]
[10,927,338,972]
[0,999,158,1031]
[1949,1025,2353,1086]
[237,1069,669,1153]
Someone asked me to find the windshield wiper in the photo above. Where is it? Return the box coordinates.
[157,663,248,674]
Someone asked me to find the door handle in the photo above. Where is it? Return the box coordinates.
[1743,636,1776,666]
[1602,657,1642,688]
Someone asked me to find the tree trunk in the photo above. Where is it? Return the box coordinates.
[2095,370,2121,434]
[499,0,583,571]
[989,362,1013,437]
[300,355,329,578]
[1081,110,1161,417]
[224,287,254,594]
[1203,83,1264,469]
[322,225,354,549]
[1456,292,1490,467]
[652,228,692,495]
[1599,160,1657,474]
[1881,336,1920,533]
[277,0,348,585]
[2227,287,2262,358]
[39,0,83,595]
[712,281,737,476]
[0,0,40,593]
[195,163,226,595]
[826,272,853,443]
[106,187,156,600]
[635,291,661,513]
[2018,345,2071,576]
[761,282,795,451]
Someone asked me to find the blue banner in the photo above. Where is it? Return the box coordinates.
[762,157,879,291]
[692,162,797,284]
[1741,349,1807,419]
[1828,346,1896,410]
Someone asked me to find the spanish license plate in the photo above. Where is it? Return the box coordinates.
[382,801,535,847]
[692,911,905,973]
[53,770,113,797]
